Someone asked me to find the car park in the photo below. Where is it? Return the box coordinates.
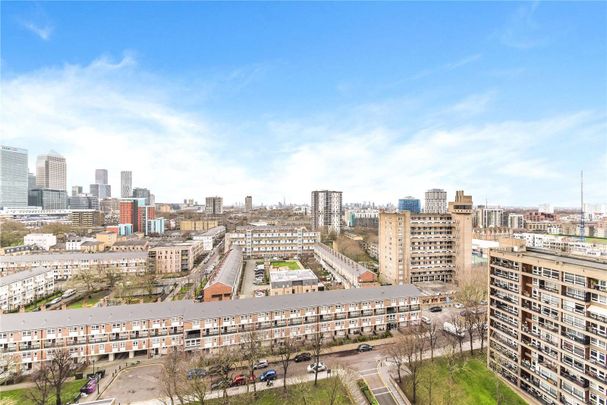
[429,306,442,313]
[294,352,312,362]
[253,359,269,369]
[307,362,327,373]
[187,368,207,379]
[259,369,277,381]
[357,344,373,352]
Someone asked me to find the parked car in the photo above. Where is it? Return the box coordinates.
[255,291,265,298]
[259,369,277,381]
[429,306,442,313]
[187,368,207,380]
[421,316,431,325]
[307,363,327,373]
[47,297,62,306]
[454,303,464,309]
[231,374,255,386]
[208,364,232,375]
[357,344,373,352]
[253,359,269,369]
[294,352,312,362]
[80,378,97,395]
[210,379,230,391]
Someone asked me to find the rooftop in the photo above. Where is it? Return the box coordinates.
[0,267,50,287]
[314,243,374,279]
[0,251,148,263]
[0,284,421,332]
[522,248,607,271]
[206,248,243,288]
[270,269,318,283]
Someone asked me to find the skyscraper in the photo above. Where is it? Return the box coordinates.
[121,171,132,198]
[72,185,83,196]
[475,206,504,228]
[89,183,111,199]
[36,151,67,191]
[28,189,68,210]
[0,145,28,208]
[424,188,447,213]
[133,187,151,205]
[398,197,421,213]
[311,190,342,234]
[28,173,37,191]
[245,196,253,212]
[379,190,473,284]
[205,196,223,215]
[95,169,108,185]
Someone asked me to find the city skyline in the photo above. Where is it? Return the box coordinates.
[1,2,606,205]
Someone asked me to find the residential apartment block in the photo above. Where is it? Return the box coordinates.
[0,252,148,279]
[378,190,473,284]
[203,248,243,302]
[514,233,607,258]
[0,267,55,312]
[311,190,343,234]
[0,285,421,372]
[147,240,204,274]
[179,219,220,232]
[225,226,320,258]
[487,247,607,405]
[192,226,226,251]
[314,243,377,288]
[205,196,223,215]
[424,188,447,214]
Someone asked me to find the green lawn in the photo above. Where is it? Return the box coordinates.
[207,377,352,405]
[270,260,301,270]
[68,290,110,309]
[1,378,86,405]
[586,237,607,245]
[401,355,527,405]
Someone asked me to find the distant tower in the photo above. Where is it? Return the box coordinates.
[580,170,585,241]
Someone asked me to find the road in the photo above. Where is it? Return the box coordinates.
[239,259,269,298]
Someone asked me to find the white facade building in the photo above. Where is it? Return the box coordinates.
[507,213,525,229]
[225,226,320,258]
[424,188,447,213]
[23,233,57,251]
[192,226,226,251]
[0,267,55,312]
[311,190,342,234]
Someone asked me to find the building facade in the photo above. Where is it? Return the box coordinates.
[245,195,253,212]
[0,267,55,312]
[133,188,151,205]
[23,234,57,251]
[398,197,421,214]
[68,195,100,210]
[72,185,82,197]
[205,196,223,215]
[225,226,320,258]
[270,269,320,296]
[179,219,220,232]
[311,190,343,234]
[28,189,68,210]
[379,190,473,284]
[424,189,447,213]
[508,214,526,230]
[314,243,377,288]
[487,247,607,405]
[36,151,66,191]
[475,206,505,228]
[344,209,379,228]
[148,240,204,274]
[95,169,108,185]
[0,145,28,208]
[192,226,226,251]
[203,248,243,302]
[120,171,132,198]
[90,183,111,200]
[70,210,105,228]
[0,285,421,372]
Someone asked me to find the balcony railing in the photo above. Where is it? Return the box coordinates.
[560,370,589,389]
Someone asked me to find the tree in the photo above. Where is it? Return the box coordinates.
[46,348,76,405]
[425,322,439,361]
[160,351,187,405]
[402,333,424,404]
[309,331,324,386]
[27,366,52,405]
[446,313,466,356]
[422,362,437,405]
[0,220,28,248]
[211,348,240,404]
[0,353,22,385]
[473,306,488,353]
[277,336,298,393]
[386,335,408,384]
[241,330,264,396]
[184,353,209,405]
[103,265,122,288]
[75,268,99,299]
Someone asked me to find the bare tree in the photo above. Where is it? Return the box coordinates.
[426,322,439,361]
[160,351,187,405]
[46,348,77,405]
[0,353,21,385]
[75,268,99,300]
[473,307,488,353]
[327,375,342,405]
[386,335,407,384]
[27,365,52,405]
[103,265,122,288]
[211,348,240,404]
[446,313,466,356]
[402,333,424,404]
[462,309,477,354]
[184,353,209,405]
[309,331,324,386]
[241,330,264,396]
[277,336,298,392]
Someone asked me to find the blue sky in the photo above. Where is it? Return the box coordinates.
[2,1,606,206]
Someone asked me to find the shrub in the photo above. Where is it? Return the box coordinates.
[357,379,379,405]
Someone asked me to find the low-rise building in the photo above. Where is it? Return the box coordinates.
[23,233,57,251]
[192,226,225,251]
[109,239,149,252]
[203,248,243,302]
[95,231,118,248]
[225,226,320,258]
[0,252,148,279]
[0,267,55,312]
[148,240,204,274]
[0,284,421,372]
[66,237,97,251]
[179,219,220,232]
[269,269,320,296]
[313,243,377,288]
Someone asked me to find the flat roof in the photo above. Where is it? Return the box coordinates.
[0,251,148,264]
[0,267,50,287]
[270,269,318,283]
[0,284,421,332]
[522,248,607,271]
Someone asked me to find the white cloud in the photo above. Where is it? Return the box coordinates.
[2,54,605,207]
[20,20,53,41]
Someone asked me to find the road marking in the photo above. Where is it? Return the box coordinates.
[358,368,377,373]
[374,391,392,396]
[359,371,377,377]
[372,388,390,394]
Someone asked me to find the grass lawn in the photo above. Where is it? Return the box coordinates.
[68,290,110,309]
[401,355,527,405]
[24,291,63,312]
[207,377,352,405]
[1,378,86,405]
[586,237,607,245]
[270,260,301,270]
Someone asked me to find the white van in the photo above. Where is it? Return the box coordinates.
[421,316,431,325]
